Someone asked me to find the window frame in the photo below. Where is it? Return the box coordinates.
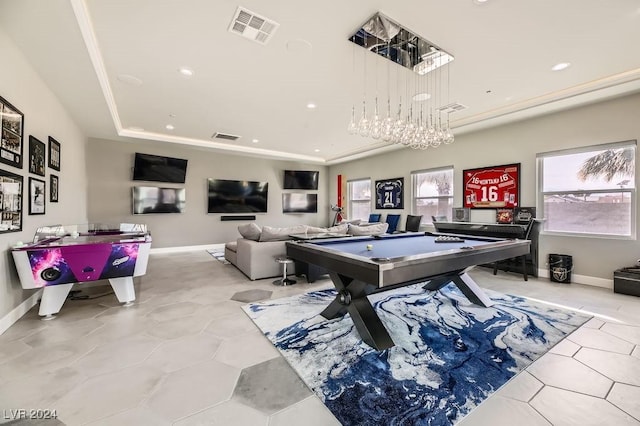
[347,177,372,221]
[537,140,636,240]
[411,166,454,225]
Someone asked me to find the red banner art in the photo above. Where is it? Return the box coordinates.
[463,163,520,209]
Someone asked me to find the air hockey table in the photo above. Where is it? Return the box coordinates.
[11,224,151,319]
[286,232,530,350]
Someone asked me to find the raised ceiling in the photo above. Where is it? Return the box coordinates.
[1,0,640,164]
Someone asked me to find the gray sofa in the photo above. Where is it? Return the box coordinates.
[224,222,388,280]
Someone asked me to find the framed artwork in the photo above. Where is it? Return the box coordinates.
[28,177,45,215]
[0,168,23,233]
[28,135,46,176]
[48,136,60,171]
[496,208,514,224]
[375,177,404,209]
[463,163,520,209]
[50,174,59,202]
[452,207,470,222]
[0,95,24,169]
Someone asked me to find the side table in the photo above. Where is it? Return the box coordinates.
[273,256,296,286]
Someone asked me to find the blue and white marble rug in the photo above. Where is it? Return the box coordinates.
[243,283,591,425]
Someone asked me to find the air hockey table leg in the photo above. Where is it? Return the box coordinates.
[109,277,136,307]
[39,283,74,320]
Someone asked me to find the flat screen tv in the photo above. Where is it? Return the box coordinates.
[207,178,268,213]
[283,170,319,190]
[282,193,318,213]
[132,186,185,214]
[133,153,188,183]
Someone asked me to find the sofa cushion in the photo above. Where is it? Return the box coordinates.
[306,224,349,234]
[348,222,389,236]
[259,225,308,242]
[238,223,262,241]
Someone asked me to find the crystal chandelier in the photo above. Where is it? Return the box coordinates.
[347,13,456,149]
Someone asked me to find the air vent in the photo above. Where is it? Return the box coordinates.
[436,102,468,114]
[228,7,279,45]
[211,132,241,141]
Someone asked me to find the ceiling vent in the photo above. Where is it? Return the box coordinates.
[228,7,279,45]
[436,102,468,114]
[211,132,241,141]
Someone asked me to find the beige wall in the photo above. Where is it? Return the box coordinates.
[86,138,329,248]
[0,28,88,318]
[329,93,640,282]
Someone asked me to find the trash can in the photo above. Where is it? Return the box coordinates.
[549,254,572,283]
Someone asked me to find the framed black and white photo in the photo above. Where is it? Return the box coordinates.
[48,136,60,171]
[50,174,59,202]
[28,135,46,176]
[0,168,23,233]
[29,177,45,215]
[375,177,404,209]
[0,95,24,169]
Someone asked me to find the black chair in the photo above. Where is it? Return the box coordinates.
[368,213,381,223]
[405,215,423,232]
[385,214,401,233]
[493,220,535,281]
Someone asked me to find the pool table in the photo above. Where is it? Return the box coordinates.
[286,232,530,350]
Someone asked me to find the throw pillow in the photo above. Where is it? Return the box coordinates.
[237,223,262,241]
[259,225,308,242]
[348,222,389,236]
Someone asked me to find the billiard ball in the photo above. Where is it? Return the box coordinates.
[366,244,373,251]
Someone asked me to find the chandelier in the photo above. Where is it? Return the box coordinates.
[347,13,456,149]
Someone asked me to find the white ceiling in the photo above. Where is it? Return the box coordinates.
[2,0,640,164]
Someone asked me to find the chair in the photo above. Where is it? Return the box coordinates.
[368,213,381,223]
[405,215,423,232]
[385,214,401,233]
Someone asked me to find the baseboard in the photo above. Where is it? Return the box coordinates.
[0,289,42,335]
[150,243,225,254]
[537,268,613,289]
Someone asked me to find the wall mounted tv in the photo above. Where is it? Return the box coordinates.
[207,178,268,213]
[283,170,319,190]
[132,186,185,214]
[282,193,318,213]
[133,153,188,183]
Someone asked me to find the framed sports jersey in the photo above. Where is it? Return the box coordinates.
[463,163,520,209]
[375,177,404,209]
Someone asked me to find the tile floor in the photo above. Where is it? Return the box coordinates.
[0,250,639,425]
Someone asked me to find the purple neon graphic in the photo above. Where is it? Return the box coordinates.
[27,243,140,287]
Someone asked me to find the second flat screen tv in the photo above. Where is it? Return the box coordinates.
[283,170,319,190]
[133,153,188,183]
[207,178,268,213]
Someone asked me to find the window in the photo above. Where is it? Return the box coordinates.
[538,141,636,237]
[348,178,371,221]
[411,167,454,224]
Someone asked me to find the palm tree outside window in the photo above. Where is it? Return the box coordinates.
[538,141,636,237]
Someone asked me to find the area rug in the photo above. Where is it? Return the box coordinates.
[206,249,230,264]
[242,282,591,425]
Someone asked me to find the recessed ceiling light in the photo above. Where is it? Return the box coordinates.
[165,124,175,130]
[306,103,317,109]
[473,0,489,4]
[252,139,259,143]
[412,93,431,102]
[551,62,571,71]
[314,149,320,152]
[178,67,194,77]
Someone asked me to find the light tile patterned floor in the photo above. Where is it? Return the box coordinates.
[1,250,639,425]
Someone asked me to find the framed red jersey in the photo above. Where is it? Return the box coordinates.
[463,163,520,209]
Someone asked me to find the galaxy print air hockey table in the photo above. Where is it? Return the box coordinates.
[286,232,530,350]
[11,224,151,319]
